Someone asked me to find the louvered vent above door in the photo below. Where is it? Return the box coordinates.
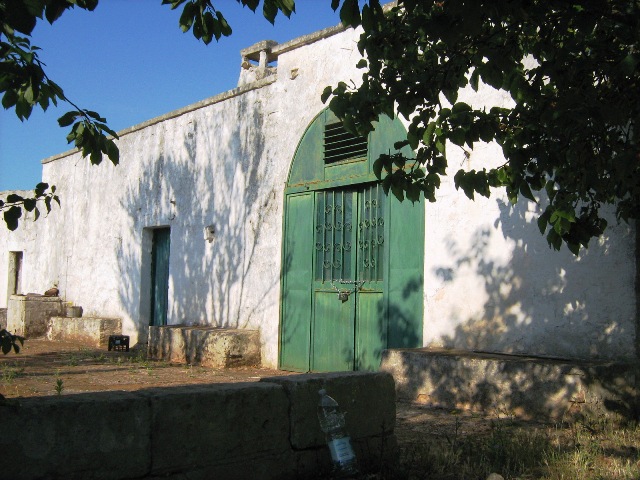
[324,122,368,164]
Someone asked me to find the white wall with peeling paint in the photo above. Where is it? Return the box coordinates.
[0,24,636,367]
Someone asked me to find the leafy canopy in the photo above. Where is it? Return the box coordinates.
[324,0,640,254]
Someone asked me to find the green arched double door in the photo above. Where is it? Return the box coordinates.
[279,109,425,372]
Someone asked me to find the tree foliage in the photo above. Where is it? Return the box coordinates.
[323,0,640,254]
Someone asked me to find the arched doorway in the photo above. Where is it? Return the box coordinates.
[279,109,425,372]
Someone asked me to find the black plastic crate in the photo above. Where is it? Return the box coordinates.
[108,335,130,352]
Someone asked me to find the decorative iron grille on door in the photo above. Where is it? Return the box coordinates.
[314,184,385,286]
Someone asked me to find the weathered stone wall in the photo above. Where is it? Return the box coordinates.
[0,308,6,330]
[0,372,396,480]
[0,24,636,365]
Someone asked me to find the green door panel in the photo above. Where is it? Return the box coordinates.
[356,290,385,371]
[387,195,424,348]
[150,228,171,327]
[312,290,355,371]
[280,193,314,371]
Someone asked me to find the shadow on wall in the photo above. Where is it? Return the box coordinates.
[431,199,635,361]
[386,198,639,419]
[116,95,280,344]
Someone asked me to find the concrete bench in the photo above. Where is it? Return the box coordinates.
[47,317,122,348]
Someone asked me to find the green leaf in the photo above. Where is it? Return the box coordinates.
[105,140,119,165]
[179,1,196,32]
[449,128,466,147]
[372,157,384,179]
[470,69,480,91]
[340,0,361,28]
[537,212,549,234]
[547,229,562,251]
[423,122,436,145]
[2,90,19,109]
[519,182,536,202]
[58,111,78,127]
[321,86,333,104]
[567,242,580,256]
[451,102,472,114]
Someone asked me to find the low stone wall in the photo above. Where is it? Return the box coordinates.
[382,348,640,421]
[148,325,261,368]
[47,317,122,348]
[0,372,396,480]
[7,294,63,338]
[0,308,6,330]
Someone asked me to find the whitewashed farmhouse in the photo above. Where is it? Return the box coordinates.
[1,22,637,381]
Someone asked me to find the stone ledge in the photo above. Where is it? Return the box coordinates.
[47,316,122,348]
[381,348,640,421]
[148,325,261,368]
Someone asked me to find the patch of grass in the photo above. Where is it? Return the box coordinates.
[1,362,23,384]
[65,354,80,367]
[395,417,640,480]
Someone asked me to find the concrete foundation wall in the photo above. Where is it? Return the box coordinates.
[0,372,396,480]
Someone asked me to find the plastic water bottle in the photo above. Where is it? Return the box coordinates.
[317,389,359,477]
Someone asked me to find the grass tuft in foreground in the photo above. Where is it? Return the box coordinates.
[393,415,640,480]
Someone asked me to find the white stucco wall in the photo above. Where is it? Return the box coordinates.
[0,25,636,365]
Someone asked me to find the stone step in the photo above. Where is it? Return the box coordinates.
[148,325,261,368]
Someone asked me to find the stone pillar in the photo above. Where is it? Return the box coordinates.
[7,295,63,338]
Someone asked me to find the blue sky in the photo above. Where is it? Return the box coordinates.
[0,1,344,191]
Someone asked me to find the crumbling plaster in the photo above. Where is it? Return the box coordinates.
[0,24,636,366]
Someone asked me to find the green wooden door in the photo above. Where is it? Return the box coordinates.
[150,228,170,327]
[280,193,314,371]
[310,183,387,371]
[279,109,424,372]
[311,188,358,371]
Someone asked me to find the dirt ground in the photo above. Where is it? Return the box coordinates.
[0,339,518,446]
